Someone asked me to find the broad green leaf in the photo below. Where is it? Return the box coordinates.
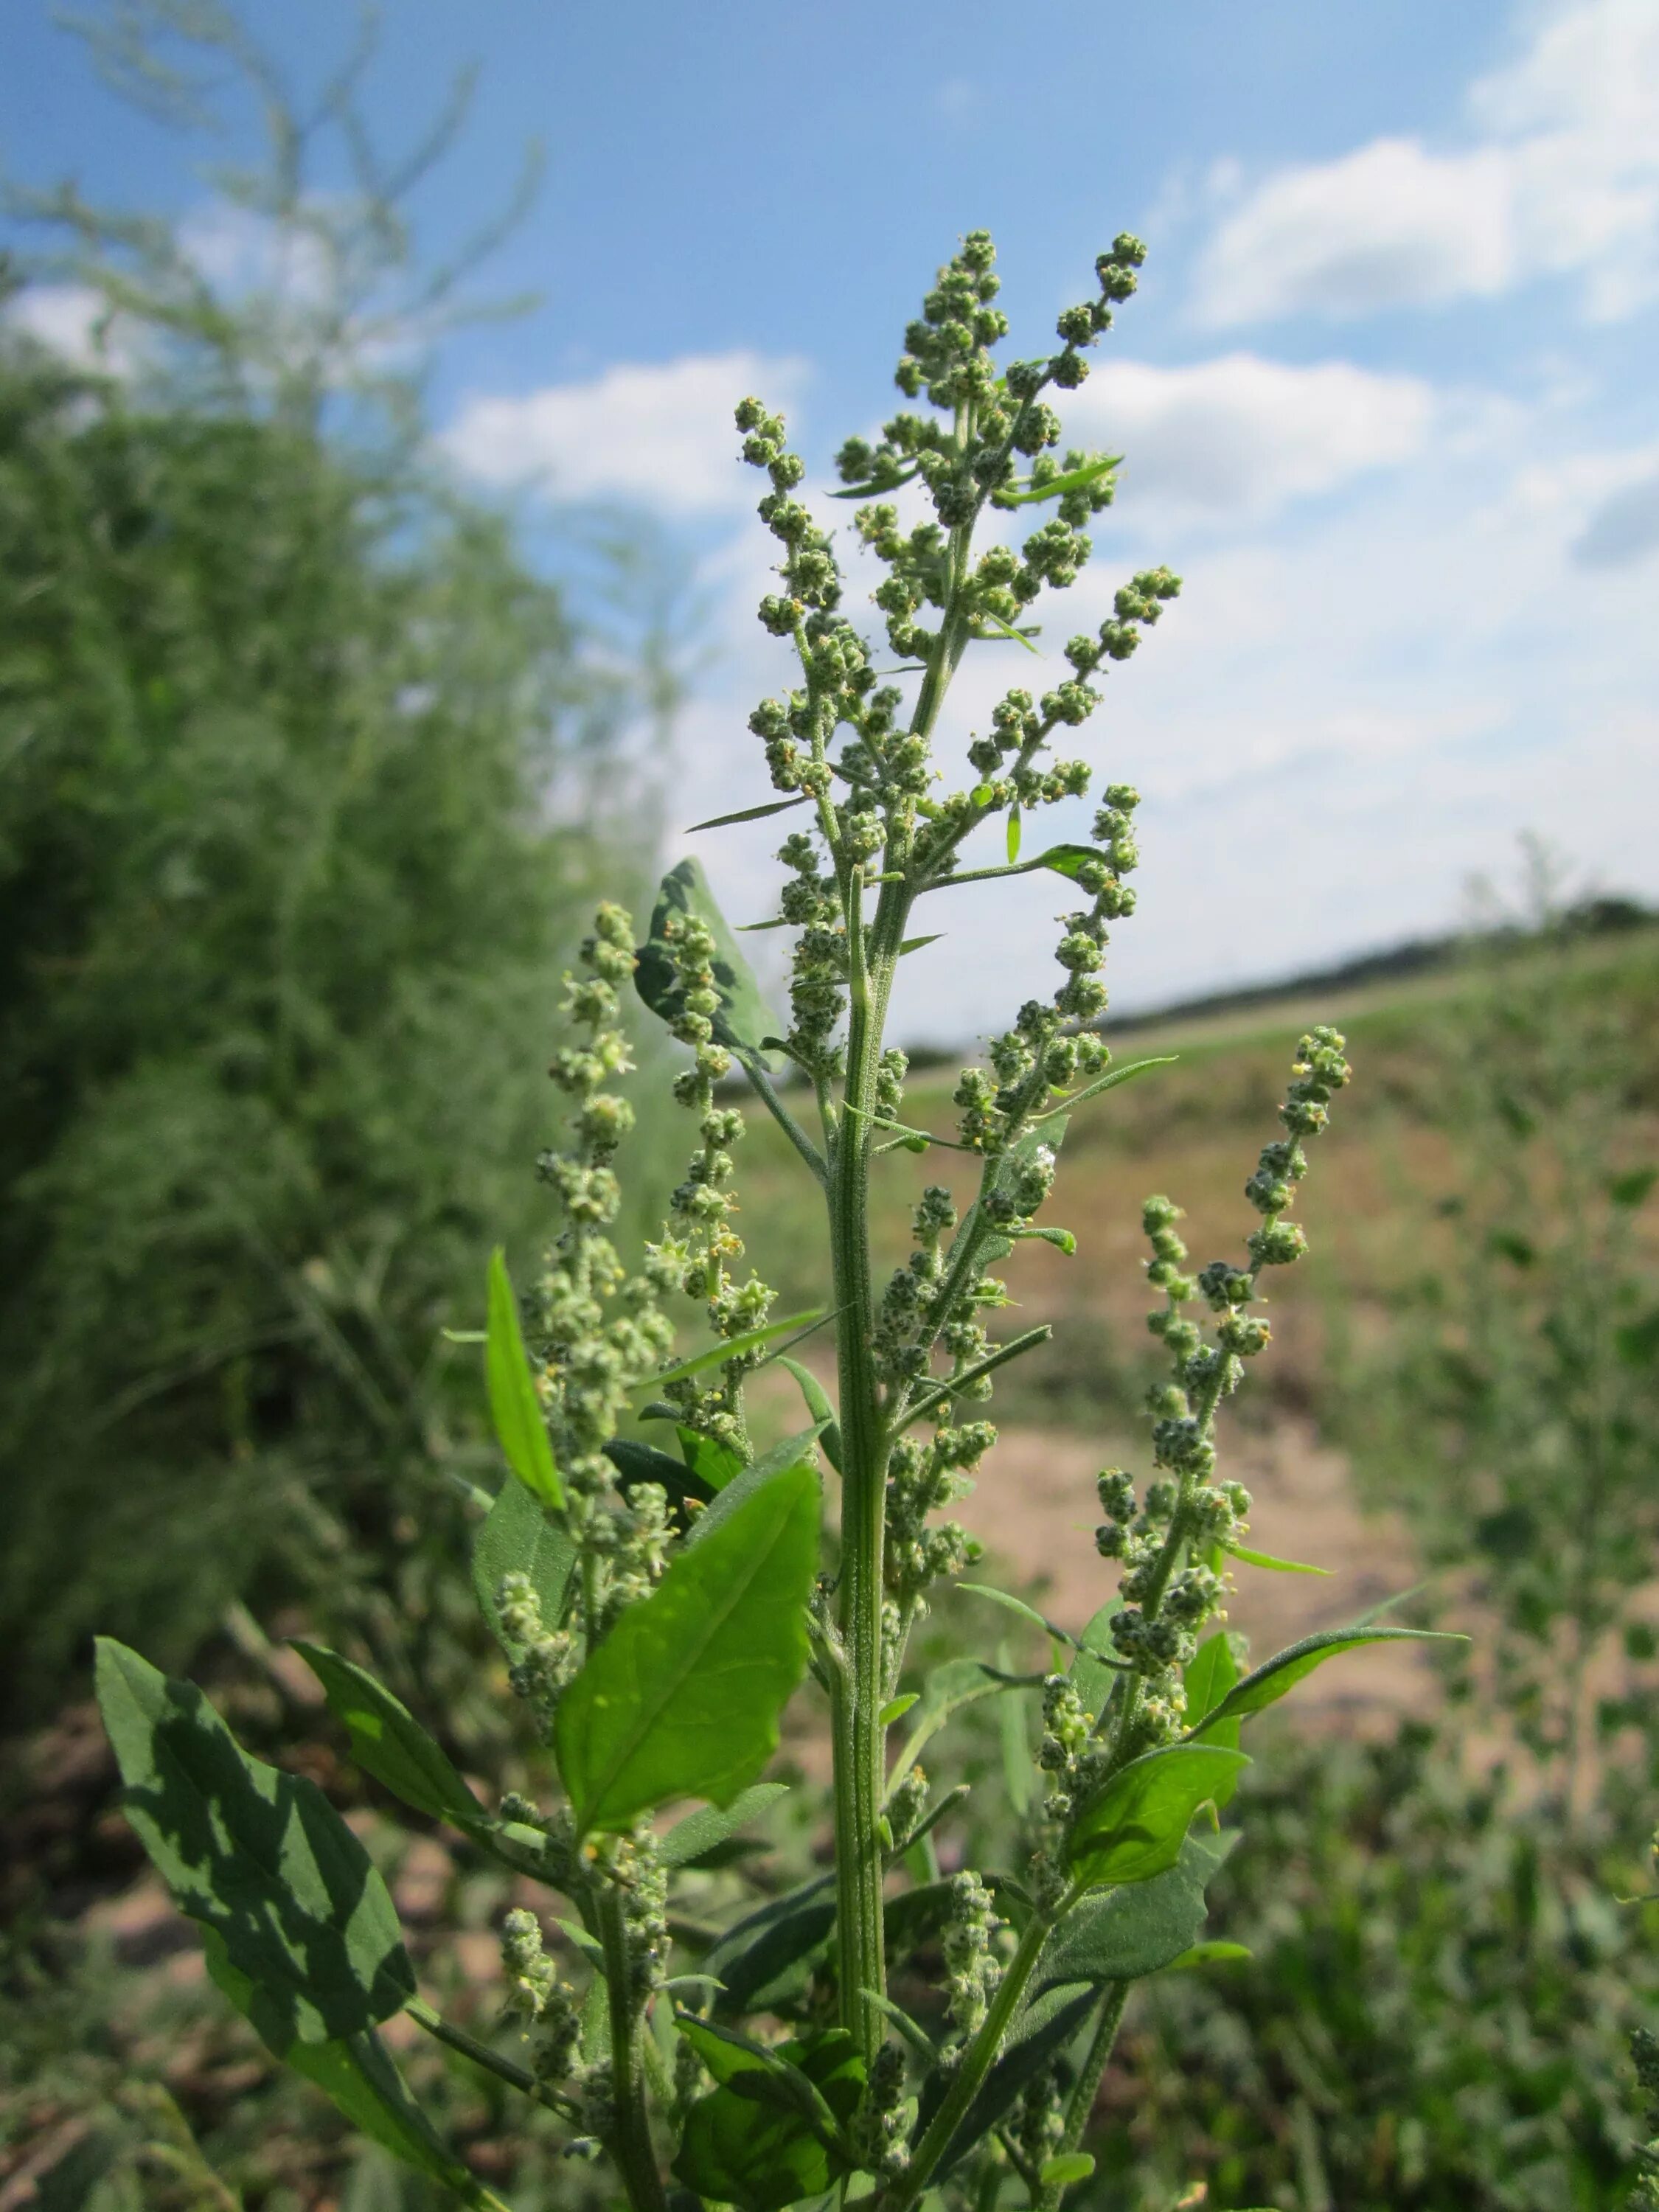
[686,796,810,832]
[678,1424,747,1494]
[673,2028,863,2212]
[555,1464,818,1834]
[888,1656,1032,1789]
[470,1476,575,1655]
[485,1249,561,1509]
[1068,1599,1123,1720]
[94,1639,414,2048]
[1181,1631,1242,1800]
[1225,1542,1332,1576]
[776,1356,843,1472]
[701,1874,838,2018]
[1068,1742,1251,1890]
[660,1782,790,1870]
[683,1423,827,1550]
[993,453,1120,507]
[603,1436,715,1520]
[201,1932,498,2208]
[1192,1626,1464,1736]
[1041,2154,1096,2188]
[634,856,785,1068]
[1035,1831,1236,1992]
[291,1644,484,1834]
[922,1980,1099,2179]
[641,1307,826,1394]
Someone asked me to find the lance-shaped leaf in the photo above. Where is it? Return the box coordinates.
[660,1781,791,1871]
[886,1656,1032,1791]
[201,1932,497,2208]
[470,1475,575,1654]
[921,1980,1101,2179]
[604,1436,717,1521]
[1068,1742,1251,1891]
[1192,1625,1464,1736]
[634,855,785,1069]
[485,1249,561,1509]
[1225,1542,1332,1576]
[95,1639,414,2048]
[776,1355,843,1473]
[1180,1631,1242,1804]
[638,1307,825,1395]
[686,796,810,832]
[555,1463,818,1834]
[677,1424,748,1494]
[1068,1599,1124,1720]
[291,1644,486,1835]
[1034,1830,1237,1994]
[701,1872,838,2017]
[992,452,1120,507]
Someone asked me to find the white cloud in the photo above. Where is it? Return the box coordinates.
[1062,354,1436,517]
[6,282,142,374]
[1191,0,1659,326]
[442,352,807,515]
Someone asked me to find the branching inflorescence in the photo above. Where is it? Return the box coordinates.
[95,230,1456,2212]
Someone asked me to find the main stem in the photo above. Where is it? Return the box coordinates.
[596,1885,669,2212]
[829,869,911,2060]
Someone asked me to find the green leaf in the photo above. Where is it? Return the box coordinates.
[290,1644,485,1834]
[973,608,1042,652]
[201,1932,493,2206]
[1068,1599,1124,1720]
[1029,841,1105,880]
[635,856,785,1069]
[1012,1224,1076,1254]
[1225,1543,1332,1576]
[888,1656,1034,1790]
[1193,1626,1465,1736]
[1068,1743,1251,1890]
[555,1464,818,1835]
[900,932,944,956]
[660,1782,790,1870]
[993,453,1120,507]
[677,1424,748,1494]
[470,1475,576,1655]
[1162,1940,1251,1969]
[1610,1166,1658,1208]
[673,2028,863,2212]
[94,1638,414,2048]
[1182,1633,1243,1804]
[1033,1055,1180,1124]
[1035,1831,1237,1993]
[686,796,810,832]
[641,1307,826,1394]
[683,1423,827,1550]
[776,1356,843,1473]
[700,1874,838,2017]
[957,1582,1073,1652]
[1041,2154,1096,2188]
[925,1980,1100,2178]
[603,1436,716,1520]
[485,1249,562,1509]
[1007,808,1023,863]
[880,1694,919,1726]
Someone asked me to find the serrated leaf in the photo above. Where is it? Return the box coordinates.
[1035,1831,1236,1992]
[641,1308,826,1394]
[485,1249,561,1508]
[556,1465,818,1834]
[1192,1626,1465,1736]
[95,1639,414,2048]
[776,1357,843,1473]
[1225,1542,1332,1576]
[201,1933,490,2205]
[291,1644,485,1834]
[635,855,784,1068]
[686,796,810,832]
[1068,1743,1251,1890]
[660,1782,790,1870]
[470,1475,575,1655]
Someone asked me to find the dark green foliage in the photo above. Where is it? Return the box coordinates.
[0,333,639,1716]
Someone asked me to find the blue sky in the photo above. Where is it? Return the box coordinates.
[5,0,1658,1040]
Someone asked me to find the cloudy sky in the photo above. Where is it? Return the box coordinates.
[5,0,1658,1041]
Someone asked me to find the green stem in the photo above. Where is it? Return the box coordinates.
[596,1885,669,2212]
[407,1995,580,2122]
[740,1052,830,1187]
[827,866,911,2060]
[881,1905,1058,2212]
[1033,1982,1129,2212]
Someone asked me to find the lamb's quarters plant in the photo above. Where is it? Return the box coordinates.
[97,230,1458,2212]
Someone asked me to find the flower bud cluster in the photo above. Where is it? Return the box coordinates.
[532,908,675,1509]
[499,1907,583,2084]
[1037,1673,1105,1821]
[644,913,777,1449]
[609,1827,670,2004]
[852,2042,912,2182]
[883,1419,992,1614]
[1016,2063,1068,2175]
[941,1871,1002,2037]
[885,1762,930,1857]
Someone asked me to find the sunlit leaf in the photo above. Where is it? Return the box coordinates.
[1068,1742,1251,1889]
[291,1644,485,1834]
[485,1249,561,1509]
[1192,1626,1464,1736]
